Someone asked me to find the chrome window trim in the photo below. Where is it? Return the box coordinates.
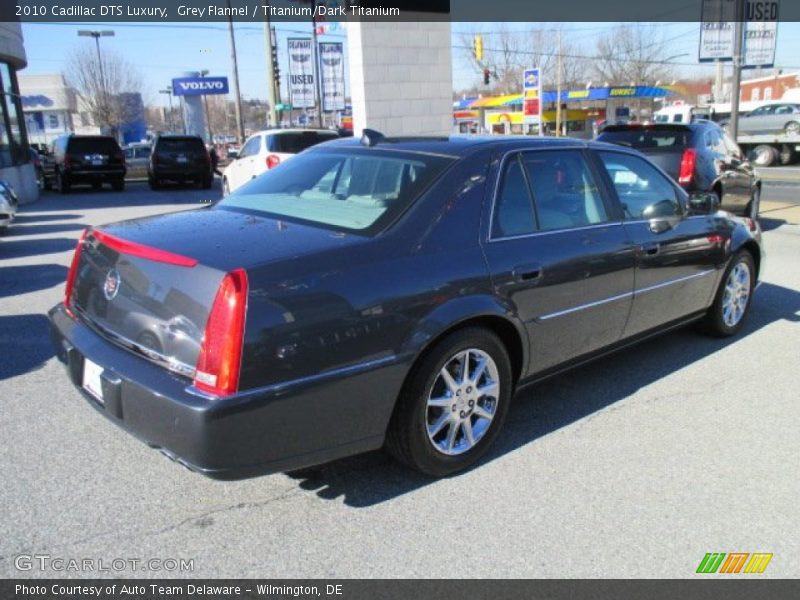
[487,146,617,243]
[536,269,716,321]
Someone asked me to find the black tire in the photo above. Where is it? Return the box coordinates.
[201,176,212,190]
[385,327,513,477]
[700,250,756,338]
[91,182,102,190]
[784,121,800,135]
[42,177,52,191]
[744,186,760,220]
[148,177,160,190]
[56,170,70,194]
[750,145,777,167]
[779,144,795,165]
[111,179,125,191]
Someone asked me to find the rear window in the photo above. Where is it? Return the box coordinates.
[218,148,453,235]
[598,128,692,149]
[67,137,120,154]
[156,137,206,153]
[267,131,339,154]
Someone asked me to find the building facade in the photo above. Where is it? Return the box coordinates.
[19,73,77,146]
[740,72,800,103]
[0,21,36,204]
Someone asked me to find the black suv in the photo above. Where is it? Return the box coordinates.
[50,135,126,193]
[597,121,761,219]
[148,135,212,190]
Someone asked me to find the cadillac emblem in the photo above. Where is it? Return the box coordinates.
[103,269,121,301]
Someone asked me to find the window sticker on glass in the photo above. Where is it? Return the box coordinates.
[614,170,638,185]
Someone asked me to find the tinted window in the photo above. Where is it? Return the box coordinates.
[522,150,609,230]
[238,136,261,158]
[598,128,692,148]
[673,114,684,123]
[267,131,338,153]
[598,151,682,219]
[156,137,205,154]
[219,149,453,234]
[492,158,535,238]
[67,137,120,155]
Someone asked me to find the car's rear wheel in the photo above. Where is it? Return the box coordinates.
[148,177,160,190]
[201,176,212,190]
[784,121,800,135]
[701,250,755,337]
[56,170,70,194]
[386,327,513,477]
[111,179,125,192]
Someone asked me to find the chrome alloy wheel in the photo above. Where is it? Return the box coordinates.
[722,262,751,327]
[425,348,500,456]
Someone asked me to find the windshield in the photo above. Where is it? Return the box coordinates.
[598,128,692,148]
[218,149,454,234]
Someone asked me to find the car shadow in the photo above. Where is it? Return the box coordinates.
[0,314,54,381]
[284,281,800,507]
[0,264,68,298]
[758,217,787,232]
[0,237,77,260]
[4,223,88,237]
[35,180,222,211]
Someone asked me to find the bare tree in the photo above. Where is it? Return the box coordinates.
[64,45,143,138]
[460,26,588,94]
[592,24,676,87]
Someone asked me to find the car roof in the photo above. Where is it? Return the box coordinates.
[319,134,612,158]
[250,128,340,136]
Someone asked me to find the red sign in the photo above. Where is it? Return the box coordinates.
[523,98,540,116]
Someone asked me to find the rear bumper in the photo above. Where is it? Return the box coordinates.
[49,304,405,479]
[151,168,210,181]
[66,169,125,182]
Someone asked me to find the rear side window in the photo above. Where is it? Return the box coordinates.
[598,128,692,148]
[492,159,535,238]
[67,137,120,155]
[598,151,682,219]
[238,136,262,158]
[267,131,338,153]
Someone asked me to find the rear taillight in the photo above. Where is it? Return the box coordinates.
[678,149,697,185]
[64,228,88,314]
[92,229,198,267]
[194,269,249,397]
[266,154,280,169]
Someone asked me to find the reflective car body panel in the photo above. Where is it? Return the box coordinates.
[49,136,764,478]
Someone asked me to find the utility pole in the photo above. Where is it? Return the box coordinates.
[262,1,278,127]
[226,0,245,143]
[199,70,213,143]
[714,60,724,102]
[555,30,563,137]
[311,0,323,128]
[729,0,746,140]
[159,88,174,132]
[77,30,114,135]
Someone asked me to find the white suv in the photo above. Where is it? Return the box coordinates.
[222,128,339,195]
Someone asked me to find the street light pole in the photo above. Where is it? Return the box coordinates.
[729,0,746,140]
[78,30,114,135]
[263,0,278,127]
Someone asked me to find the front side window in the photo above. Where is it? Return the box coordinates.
[598,151,682,220]
[219,149,453,234]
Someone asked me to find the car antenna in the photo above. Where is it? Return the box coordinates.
[360,129,384,147]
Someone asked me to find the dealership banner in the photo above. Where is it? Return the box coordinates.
[288,38,315,109]
[171,76,229,96]
[743,0,779,68]
[698,0,737,62]
[319,42,346,112]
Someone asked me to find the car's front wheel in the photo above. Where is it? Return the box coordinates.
[386,327,513,477]
[701,250,755,337]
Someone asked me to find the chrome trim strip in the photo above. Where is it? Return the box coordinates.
[74,307,196,378]
[538,290,633,321]
[635,269,715,295]
[489,221,624,243]
[186,354,400,400]
[536,269,716,321]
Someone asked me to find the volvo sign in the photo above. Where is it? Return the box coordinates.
[171,76,229,96]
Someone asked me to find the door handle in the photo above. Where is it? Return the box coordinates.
[512,264,543,282]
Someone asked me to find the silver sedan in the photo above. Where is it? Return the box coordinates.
[738,103,800,135]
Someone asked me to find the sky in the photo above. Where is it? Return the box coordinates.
[19,20,800,107]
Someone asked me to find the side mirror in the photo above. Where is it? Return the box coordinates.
[688,192,720,215]
[228,150,239,160]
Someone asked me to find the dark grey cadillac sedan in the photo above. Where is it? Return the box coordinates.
[49,133,763,478]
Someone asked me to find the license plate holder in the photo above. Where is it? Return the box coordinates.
[82,358,105,404]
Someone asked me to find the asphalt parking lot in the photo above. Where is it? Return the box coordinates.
[1,178,798,578]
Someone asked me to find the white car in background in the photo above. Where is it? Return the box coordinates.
[222,128,340,195]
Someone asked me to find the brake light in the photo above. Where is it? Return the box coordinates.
[92,229,198,267]
[678,148,696,185]
[194,269,249,396]
[266,154,280,169]
[64,228,89,314]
